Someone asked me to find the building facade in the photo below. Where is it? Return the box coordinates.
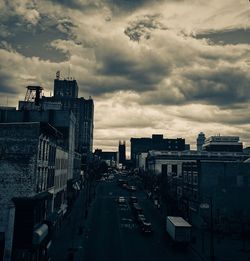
[196,132,206,151]
[42,77,94,165]
[0,122,65,261]
[180,161,250,231]
[118,141,126,165]
[203,136,243,152]
[130,134,186,166]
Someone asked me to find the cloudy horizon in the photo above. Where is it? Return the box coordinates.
[0,0,250,156]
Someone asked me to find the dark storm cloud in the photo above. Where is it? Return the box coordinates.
[175,104,250,126]
[48,0,104,9]
[141,66,250,107]
[0,1,78,62]
[196,29,250,45]
[50,0,154,12]
[181,67,250,105]
[124,14,167,41]
[75,36,173,95]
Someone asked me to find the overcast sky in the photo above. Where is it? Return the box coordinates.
[0,0,250,155]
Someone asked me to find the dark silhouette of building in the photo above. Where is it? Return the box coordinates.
[203,136,243,152]
[118,141,126,165]
[130,134,186,165]
[18,73,94,167]
[197,132,206,151]
[94,149,118,167]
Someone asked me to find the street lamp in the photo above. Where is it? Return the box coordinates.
[200,197,215,261]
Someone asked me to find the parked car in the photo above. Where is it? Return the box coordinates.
[131,203,143,215]
[140,221,153,234]
[117,179,127,187]
[129,196,138,204]
[127,185,136,192]
[136,214,146,224]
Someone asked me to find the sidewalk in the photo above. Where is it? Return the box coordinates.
[50,190,88,261]
[191,227,250,261]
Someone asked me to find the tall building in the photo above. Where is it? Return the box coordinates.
[42,76,94,165]
[203,136,243,152]
[18,73,94,167]
[197,132,206,151]
[118,141,126,165]
[130,134,186,165]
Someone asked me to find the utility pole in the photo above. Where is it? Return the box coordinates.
[209,197,215,261]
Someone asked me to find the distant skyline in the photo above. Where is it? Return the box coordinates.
[0,0,250,153]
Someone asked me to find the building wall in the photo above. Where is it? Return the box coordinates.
[0,109,76,181]
[147,158,191,176]
[180,161,250,229]
[199,161,250,217]
[0,122,60,260]
[54,147,68,211]
[42,97,94,162]
[138,153,148,171]
[131,135,186,164]
[0,123,40,261]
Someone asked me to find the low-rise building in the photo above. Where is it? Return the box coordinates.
[180,161,250,232]
[203,136,243,152]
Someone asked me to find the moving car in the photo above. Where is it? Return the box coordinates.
[129,196,138,204]
[140,221,153,234]
[136,214,146,224]
[131,203,143,215]
[117,196,126,204]
[127,185,136,192]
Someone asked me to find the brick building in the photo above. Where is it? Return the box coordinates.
[0,122,67,261]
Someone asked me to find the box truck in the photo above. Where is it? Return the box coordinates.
[166,216,192,246]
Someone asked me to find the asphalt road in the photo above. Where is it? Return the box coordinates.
[80,174,201,261]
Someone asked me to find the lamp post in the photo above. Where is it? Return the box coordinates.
[200,197,215,261]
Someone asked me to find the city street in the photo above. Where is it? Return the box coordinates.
[71,174,201,261]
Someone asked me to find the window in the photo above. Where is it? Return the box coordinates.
[193,174,198,185]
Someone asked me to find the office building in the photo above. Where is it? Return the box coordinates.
[203,136,243,152]
[118,141,126,165]
[180,160,250,231]
[130,134,186,166]
[18,74,94,167]
[196,132,206,151]
[94,149,118,167]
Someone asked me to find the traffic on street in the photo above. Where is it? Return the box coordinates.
[76,170,201,261]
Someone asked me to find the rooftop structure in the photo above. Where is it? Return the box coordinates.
[203,135,243,152]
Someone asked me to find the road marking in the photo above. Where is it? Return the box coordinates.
[120,223,136,229]
[121,217,132,221]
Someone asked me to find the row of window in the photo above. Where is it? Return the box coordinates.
[54,173,67,190]
[37,167,55,192]
[38,138,56,164]
[55,158,68,170]
[183,171,198,185]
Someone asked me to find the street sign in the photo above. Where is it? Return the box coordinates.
[200,203,210,209]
